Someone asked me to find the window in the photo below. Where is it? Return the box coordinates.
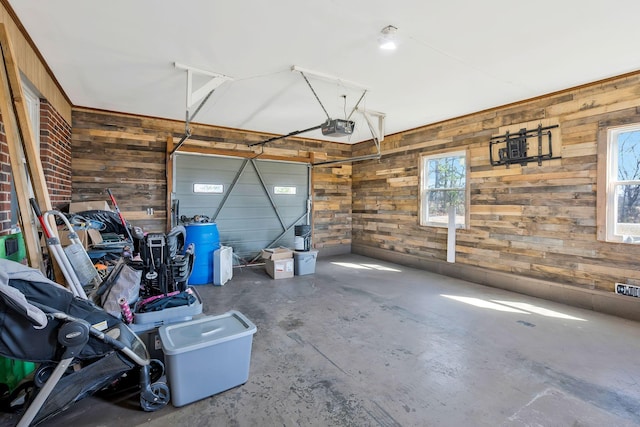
[603,125,640,243]
[420,150,467,227]
[193,183,223,193]
[274,186,296,195]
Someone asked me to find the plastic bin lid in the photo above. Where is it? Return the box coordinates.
[159,310,257,355]
[293,250,318,259]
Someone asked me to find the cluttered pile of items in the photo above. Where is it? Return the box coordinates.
[0,192,257,426]
[0,36,255,424]
[30,192,200,326]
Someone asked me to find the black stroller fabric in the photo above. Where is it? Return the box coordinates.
[0,260,152,425]
[0,278,121,363]
[36,352,135,425]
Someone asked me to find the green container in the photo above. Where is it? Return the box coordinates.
[0,233,33,390]
[0,232,26,262]
[0,356,36,391]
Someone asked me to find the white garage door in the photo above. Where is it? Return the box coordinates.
[173,153,310,263]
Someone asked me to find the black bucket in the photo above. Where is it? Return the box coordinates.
[294,225,311,251]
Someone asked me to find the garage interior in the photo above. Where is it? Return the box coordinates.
[1,1,640,426]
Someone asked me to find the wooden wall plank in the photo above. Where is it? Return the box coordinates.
[72,108,353,244]
[351,71,640,292]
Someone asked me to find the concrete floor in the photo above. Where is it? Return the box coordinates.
[3,253,640,426]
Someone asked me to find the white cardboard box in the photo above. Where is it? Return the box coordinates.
[265,258,294,279]
[260,247,293,260]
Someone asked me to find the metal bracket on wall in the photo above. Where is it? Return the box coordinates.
[489,124,560,167]
[170,63,233,156]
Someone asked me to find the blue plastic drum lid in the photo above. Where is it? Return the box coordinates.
[184,223,220,285]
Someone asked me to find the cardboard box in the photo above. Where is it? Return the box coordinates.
[265,258,294,279]
[69,200,111,213]
[57,227,89,249]
[260,247,293,260]
[87,228,104,246]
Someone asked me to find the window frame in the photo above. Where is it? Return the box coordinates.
[21,78,40,150]
[598,123,640,244]
[419,149,469,229]
[273,186,297,195]
[193,183,224,194]
[10,77,41,226]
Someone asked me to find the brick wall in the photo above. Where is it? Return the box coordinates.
[0,101,72,233]
[40,99,72,209]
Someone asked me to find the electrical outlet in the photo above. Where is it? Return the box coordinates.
[615,283,640,297]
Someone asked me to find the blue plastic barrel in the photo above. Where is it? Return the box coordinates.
[184,223,220,285]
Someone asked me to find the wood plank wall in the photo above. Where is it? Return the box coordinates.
[71,109,353,250]
[312,164,353,250]
[351,72,640,292]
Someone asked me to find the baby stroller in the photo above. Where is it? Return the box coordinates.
[0,259,169,426]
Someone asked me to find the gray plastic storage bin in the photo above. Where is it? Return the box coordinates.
[131,287,203,333]
[293,250,318,275]
[159,311,257,407]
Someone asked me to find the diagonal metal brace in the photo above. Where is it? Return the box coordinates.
[171,63,233,156]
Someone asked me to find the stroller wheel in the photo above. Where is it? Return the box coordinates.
[34,364,55,388]
[140,382,170,412]
[149,359,165,382]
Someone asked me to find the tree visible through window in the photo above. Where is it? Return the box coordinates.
[608,126,640,242]
[420,151,466,227]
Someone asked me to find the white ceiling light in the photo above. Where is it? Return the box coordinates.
[379,25,398,50]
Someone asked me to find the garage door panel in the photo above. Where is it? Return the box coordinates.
[216,217,281,232]
[218,231,295,257]
[175,154,308,262]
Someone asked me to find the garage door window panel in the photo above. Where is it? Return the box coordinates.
[193,183,224,193]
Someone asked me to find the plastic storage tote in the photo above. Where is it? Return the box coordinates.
[293,250,318,275]
[130,287,203,333]
[159,310,257,407]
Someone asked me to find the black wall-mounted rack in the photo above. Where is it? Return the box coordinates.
[489,124,560,167]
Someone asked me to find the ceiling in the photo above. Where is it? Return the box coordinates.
[8,0,640,144]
